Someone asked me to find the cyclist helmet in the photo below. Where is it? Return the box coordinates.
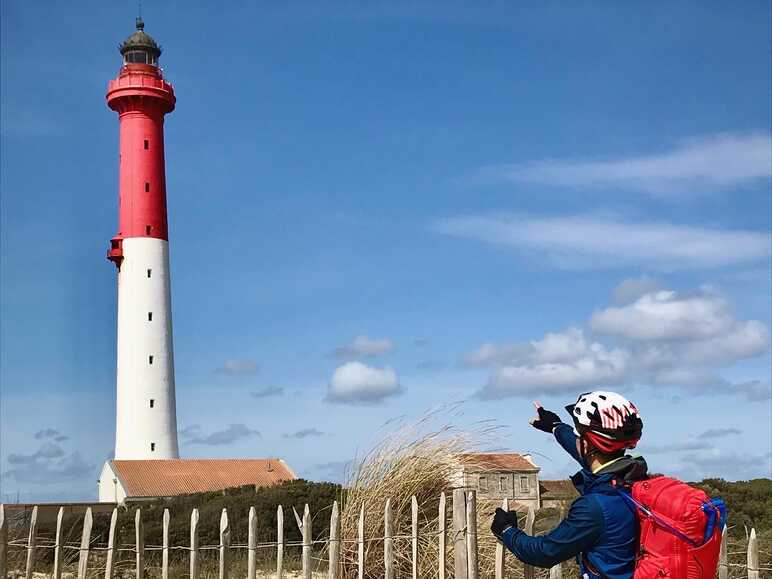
[566,391,643,454]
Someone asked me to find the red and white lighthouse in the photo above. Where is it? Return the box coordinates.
[106,18,179,460]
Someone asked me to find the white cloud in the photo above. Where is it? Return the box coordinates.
[464,328,598,368]
[477,328,630,399]
[4,436,93,485]
[433,214,771,270]
[532,327,592,363]
[681,449,772,479]
[462,342,530,367]
[283,428,325,439]
[483,132,772,196]
[34,428,62,440]
[470,286,769,400]
[733,380,771,402]
[640,440,714,454]
[590,290,736,341]
[250,386,284,399]
[331,335,395,359]
[215,359,259,376]
[185,424,260,446]
[325,361,402,404]
[590,289,769,366]
[612,276,662,305]
[698,428,741,440]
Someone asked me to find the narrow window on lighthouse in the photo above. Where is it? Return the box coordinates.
[149,399,155,408]
[146,225,152,235]
[149,355,154,365]
[148,312,153,321]
[144,139,149,150]
[147,269,152,278]
[145,182,150,192]
[151,443,156,452]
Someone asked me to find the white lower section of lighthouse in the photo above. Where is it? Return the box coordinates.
[114,237,179,459]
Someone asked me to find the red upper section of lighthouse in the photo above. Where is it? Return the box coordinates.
[107,18,175,266]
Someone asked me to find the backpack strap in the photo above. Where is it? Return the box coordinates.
[616,489,701,547]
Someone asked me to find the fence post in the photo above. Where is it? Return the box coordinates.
[247,507,257,579]
[0,504,5,579]
[747,528,759,579]
[411,496,419,579]
[495,498,508,579]
[357,503,365,579]
[329,501,340,579]
[302,504,312,579]
[452,489,468,579]
[277,505,284,579]
[136,509,144,579]
[466,491,478,579]
[0,503,8,579]
[162,509,170,579]
[384,498,394,579]
[523,506,535,579]
[105,508,118,579]
[25,505,37,579]
[52,507,64,579]
[219,508,230,579]
[438,492,446,579]
[718,526,727,579]
[190,509,200,579]
[77,507,93,579]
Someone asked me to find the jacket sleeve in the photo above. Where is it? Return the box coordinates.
[500,495,604,568]
[554,423,584,466]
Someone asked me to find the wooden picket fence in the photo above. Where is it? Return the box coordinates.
[0,491,766,579]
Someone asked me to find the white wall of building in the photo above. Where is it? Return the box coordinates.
[115,237,179,459]
[98,462,127,503]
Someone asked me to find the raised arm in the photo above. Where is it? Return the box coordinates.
[530,401,584,466]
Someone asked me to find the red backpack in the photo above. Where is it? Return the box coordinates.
[619,476,727,579]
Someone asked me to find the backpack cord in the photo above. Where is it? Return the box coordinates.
[616,490,703,547]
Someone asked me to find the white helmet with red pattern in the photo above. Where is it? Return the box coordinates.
[565,391,643,453]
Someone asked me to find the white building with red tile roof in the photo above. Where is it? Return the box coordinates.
[98,459,297,503]
[453,452,541,509]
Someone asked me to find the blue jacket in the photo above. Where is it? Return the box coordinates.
[500,423,647,579]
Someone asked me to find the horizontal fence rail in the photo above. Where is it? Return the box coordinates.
[0,496,765,578]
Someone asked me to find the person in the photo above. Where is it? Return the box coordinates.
[490,391,647,579]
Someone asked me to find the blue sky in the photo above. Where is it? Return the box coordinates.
[1,1,770,501]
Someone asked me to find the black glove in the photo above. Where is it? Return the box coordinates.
[530,405,563,433]
[491,508,519,538]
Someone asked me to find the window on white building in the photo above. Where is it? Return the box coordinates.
[147,269,152,278]
[149,355,154,365]
[148,312,153,321]
[151,442,155,451]
[149,399,154,408]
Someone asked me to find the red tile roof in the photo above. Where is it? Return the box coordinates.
[110,459,296,498]
[457,453,539,472]
[539,479,579,498]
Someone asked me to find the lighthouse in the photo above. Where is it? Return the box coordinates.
[97,18,299,504]
[106,18,179,460]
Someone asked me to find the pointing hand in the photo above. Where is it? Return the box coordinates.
[529,401,563,433]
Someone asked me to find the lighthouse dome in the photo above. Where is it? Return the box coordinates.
[120,18,161,65]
